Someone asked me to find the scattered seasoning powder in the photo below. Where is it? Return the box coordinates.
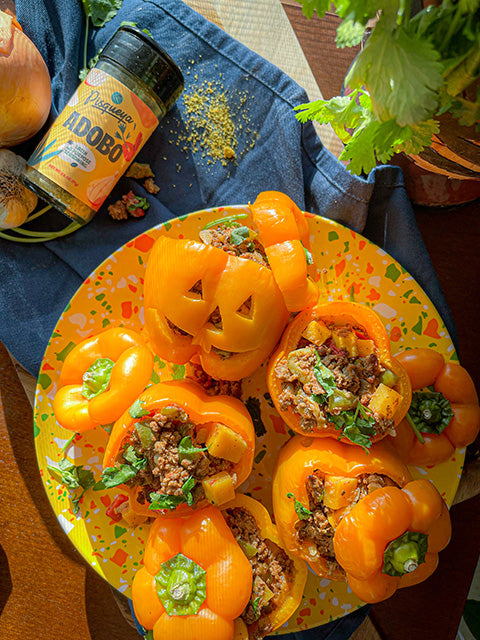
[174,76,258,167]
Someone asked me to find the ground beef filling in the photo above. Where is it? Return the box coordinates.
[199,223,269,267]
[275,324,394,435]
[118,406,233,506]
[296,473,398,575]
[223,507,294,632]
[187,362,243,398]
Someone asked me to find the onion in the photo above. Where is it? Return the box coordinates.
[0,11,52,147]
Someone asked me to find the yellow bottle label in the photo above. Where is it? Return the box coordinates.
[29,69,159,211]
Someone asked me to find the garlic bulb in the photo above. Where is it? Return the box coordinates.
[0,149,38,229]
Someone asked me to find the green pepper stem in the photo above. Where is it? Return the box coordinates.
[383,531,428,577]
[406,411,426,444]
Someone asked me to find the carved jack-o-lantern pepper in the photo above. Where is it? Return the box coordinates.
[143,235,289,381]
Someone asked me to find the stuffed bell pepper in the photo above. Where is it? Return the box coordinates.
[267,301,411,447]
[388,348,480,466]
[132,505,253,640]
[272,436,412,580]
[143,191,317,382]
[221,493,307,639]
[272,436,450,603]
[53,327,153,432]
[249,190,318,312]
[101,380,255,516]
[334,478,451,603]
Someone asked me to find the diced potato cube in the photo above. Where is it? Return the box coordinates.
[357,339,375,357]
[234,618,249,640]
[302,320,331,346]
[323,475,358,510]
[332,331,358,357]
[206,423,247,463]
[368,383,403,419]
[202,471,236,506]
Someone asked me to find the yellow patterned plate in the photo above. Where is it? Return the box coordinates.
[34,206,462,634]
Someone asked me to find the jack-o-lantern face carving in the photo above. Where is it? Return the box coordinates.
[144,236,289,380]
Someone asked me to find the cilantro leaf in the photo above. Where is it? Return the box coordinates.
[182,476,196,506]
[329,403,376,450]
[230,226,252,246]
[82,0,123,27]
[149,493,186,511]
[80,1,123,79]
[313,355,337,401]
[178,436,208,462]
[47,459,96,514]
[129,399,150,419]
[287,492,312,520]
[95,446,146,489]
[347,17,443,126]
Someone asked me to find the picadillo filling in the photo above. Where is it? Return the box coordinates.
[295,472,399,575]
[113,405,234,510]
[275,320,401,445]
[223,506,294,636]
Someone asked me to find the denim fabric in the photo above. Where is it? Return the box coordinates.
[0,1,457,638]
[0,0,456,378]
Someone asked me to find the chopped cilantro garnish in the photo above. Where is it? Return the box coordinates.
[229,226,252,246]
[129,399,150,419]
[329,403,376,450]
[312,353,337,402]
[178,436,208,462]
[47,458,96,514]
[287,492,312,520]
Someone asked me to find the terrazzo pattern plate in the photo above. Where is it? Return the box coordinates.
[34,206,462,633]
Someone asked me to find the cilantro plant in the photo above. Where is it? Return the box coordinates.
[79,1,123,80]
[295,1,480,174]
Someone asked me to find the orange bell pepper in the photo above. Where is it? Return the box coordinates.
[267,301,411,447]
[334,479,451,603]
[143,236,289,381]
[53,327,153,432]
[272,435,411,580]
[388,348,480,466]
[103,380,255,517]
[221,493,308,638]
[249,191,319,312]
[132,505,253,640]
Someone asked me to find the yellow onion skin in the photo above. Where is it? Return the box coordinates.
[0,24,52,147]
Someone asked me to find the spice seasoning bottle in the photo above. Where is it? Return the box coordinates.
[22,26,184,224]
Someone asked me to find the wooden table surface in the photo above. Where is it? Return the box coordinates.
[1,2,479,640]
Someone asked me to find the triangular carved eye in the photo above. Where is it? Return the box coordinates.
[208,306,223,330]
[236,295,254,319]
[186,280,203,299]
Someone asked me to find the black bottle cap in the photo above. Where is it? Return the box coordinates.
[100,26,184,112]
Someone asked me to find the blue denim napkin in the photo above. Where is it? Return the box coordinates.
[0,1,456,637]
